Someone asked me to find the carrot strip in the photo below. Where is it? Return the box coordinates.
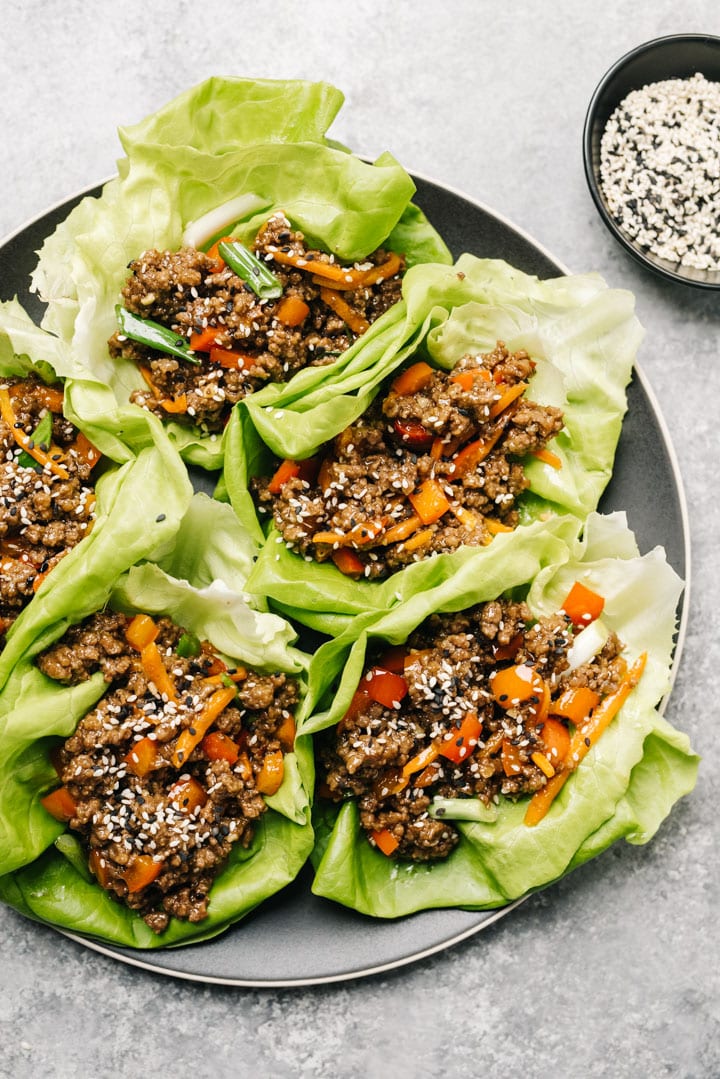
[524,653,647,825]
[488,381,527,418]
[448,427,505,479]
[172,686,237,768]
[270,249,401,290]
[380,514,422,545]
[0,388,69,479]
[402,528,434,553]
[319,287,369,335]
[313,517,388,549]
[390,361,435,396]
[331,548,365,577]
[531,447,562,469]
[141,641,178,703]
[402,743,440,778]
[70,431,102,469]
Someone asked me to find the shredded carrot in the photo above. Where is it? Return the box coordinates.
[319,287,369,335]
[402,528,434,553]
[448,428,505,479]
[524,653,647,825]
[390,361,435,396]
[270,248,402,290]
[531,751,556,778]
[313,517,388,549]
[380,514,422,545]
[172,686,237,768]
[484,517,514,535]
[159,395,188,414]
[141,642,178,703]
[531,447,562,469]
[0,388,69,479]
[277,714,297,751]
[450,504,482,530]
[268,459,301,494]
[209,347,253,369]
[138,365,162,399]
[331,548,365,577]
[488,381,528,419]
[70,431,102,469]
[402,743,440,778]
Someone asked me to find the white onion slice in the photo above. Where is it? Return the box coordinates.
[565,618,610,671]
[181,195,269,249]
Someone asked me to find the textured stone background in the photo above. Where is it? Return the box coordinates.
[1,2,719,1076]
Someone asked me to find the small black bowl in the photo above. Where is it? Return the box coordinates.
[583,33,720,289]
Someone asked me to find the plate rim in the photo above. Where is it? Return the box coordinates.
[0,170,691,986]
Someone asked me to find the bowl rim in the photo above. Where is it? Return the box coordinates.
[582,32,720,290]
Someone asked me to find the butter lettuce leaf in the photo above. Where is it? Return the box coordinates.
[0,493,314,947]
[31,77,450,470]
[304,513,697,917]
[237,257,642,633]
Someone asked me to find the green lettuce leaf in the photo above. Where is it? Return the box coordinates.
[304,512,698,917]
[236,256,642,633]
[0,493,314,947]
[31,77,450,470]
[0,300,194,687]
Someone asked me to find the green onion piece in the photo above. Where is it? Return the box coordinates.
[217,241,283,300]
[176,631,201,658]
[115,305,201,365]
[17,411,54,470]
[429,797,498,824]
[220,673,238,691]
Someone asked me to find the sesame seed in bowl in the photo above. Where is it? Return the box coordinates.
[583,33,720,289]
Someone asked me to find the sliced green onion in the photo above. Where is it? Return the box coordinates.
[217,241,283,300]
[176,631,201,658]
[17,411,53,470]
[115,305,201,365]
[429,796,498,824]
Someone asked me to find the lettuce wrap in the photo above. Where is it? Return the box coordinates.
[231,256,643,633]
[298,512,697,917]
[0,299,193,688]
[0,494,314,947]
[30,76,451,470]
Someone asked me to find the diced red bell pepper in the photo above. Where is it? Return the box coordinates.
[392,419,434,451]
[364,667,408,709]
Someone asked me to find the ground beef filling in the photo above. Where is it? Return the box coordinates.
[39,611,299,933]
[0,375,97,644]
[109,212,404,432]
[319,599,626,861]
[254,343,564,579]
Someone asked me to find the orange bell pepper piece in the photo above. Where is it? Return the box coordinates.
[407,478,451,525]
[371,828,400,856]
[256,748,284,795]
[561,581,605,627]
[40,786,77,822]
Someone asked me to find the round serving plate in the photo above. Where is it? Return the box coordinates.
[0,173,689,986]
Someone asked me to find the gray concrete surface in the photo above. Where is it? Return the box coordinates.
[1,2,718,1076]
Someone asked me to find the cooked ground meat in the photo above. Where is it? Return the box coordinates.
[319,599,626,861]
[39,611,299,933]
[109,212,404,432]
[0,375,97,645]
[254,342,564,579]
